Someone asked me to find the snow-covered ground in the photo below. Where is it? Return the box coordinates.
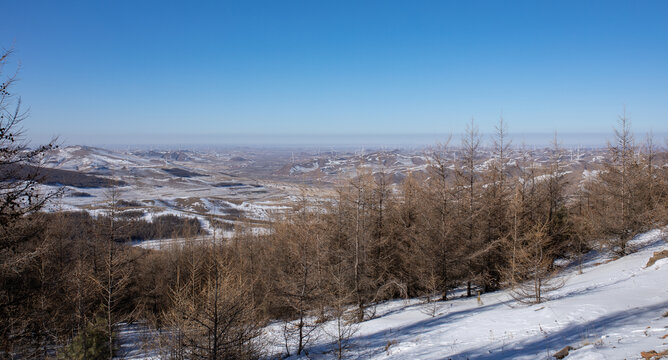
[39,145,296,227]
[263,228,668,359]
[116,228,667,359]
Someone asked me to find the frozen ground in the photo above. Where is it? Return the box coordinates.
[116,228,668,359]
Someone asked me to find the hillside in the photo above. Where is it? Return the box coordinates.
[115,229,668,359]
[258,229,668,360]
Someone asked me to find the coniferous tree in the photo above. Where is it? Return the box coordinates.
[456,118,482,297]
[477,117,511,292]
[594,111,645,254]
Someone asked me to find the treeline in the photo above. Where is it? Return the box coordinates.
[4,163,126,188]
[0,209,206,358]
[44,211,204,242]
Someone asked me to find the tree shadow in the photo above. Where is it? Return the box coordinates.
[445,300,668,359]
[306,298,512,359]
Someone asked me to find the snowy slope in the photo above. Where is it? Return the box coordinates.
[114,229,668,360]
[43,145,152,172]
[264,229,668,360]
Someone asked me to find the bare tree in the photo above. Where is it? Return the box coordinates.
[457,118,481,297]
[594,110,644,255]
[423,138,461,300]
[166,242,261,360]
[91,187,133,359]
[477,116,512,292]
[506,223,563,304]
[345,168,375,321]
[542,132,574,262]
[272,204,324,357]
[0,47,59,357]
[324,266,358,360]
[639,131,666,226]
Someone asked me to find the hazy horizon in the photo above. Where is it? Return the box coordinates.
[37,131,668,151]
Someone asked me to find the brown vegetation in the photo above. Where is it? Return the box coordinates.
[646,250,668,268]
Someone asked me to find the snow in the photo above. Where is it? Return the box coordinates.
[290,161,320,174]
[117,229,668,360]
[132,235,231,250]
[262,228,668,359]
[44,145,152,172]
[518,171,572,185]
[114,323,160,360]
[581,170,600,181]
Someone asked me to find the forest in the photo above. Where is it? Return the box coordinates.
[1,49,668,359]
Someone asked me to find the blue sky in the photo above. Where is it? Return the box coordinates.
[3,1,667,145]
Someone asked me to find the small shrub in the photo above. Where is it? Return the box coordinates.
[58,313,110,360]
[385,339,397,353]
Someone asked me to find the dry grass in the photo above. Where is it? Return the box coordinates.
[641,349,668,359]
[384,340,398,354]
[174,197,209,213]
[646,250,668,267]
[593,258,616,266]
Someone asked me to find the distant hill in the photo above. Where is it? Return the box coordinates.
[162,167,205,178]
[0,163,125,188]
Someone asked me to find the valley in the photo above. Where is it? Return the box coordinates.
[39,144,612,242]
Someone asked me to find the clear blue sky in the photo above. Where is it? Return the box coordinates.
[3,1,667,145]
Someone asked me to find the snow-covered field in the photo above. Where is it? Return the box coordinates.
[38,145,300,234]
[117,228,668,359]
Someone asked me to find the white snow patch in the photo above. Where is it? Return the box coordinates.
[290,161,320,174]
